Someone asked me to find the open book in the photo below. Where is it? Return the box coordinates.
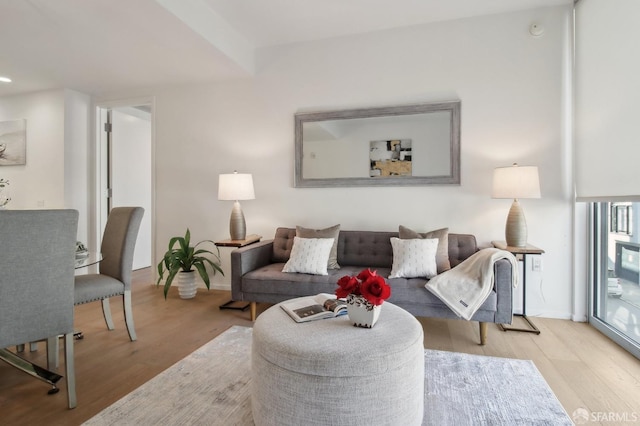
[281,293,347,323]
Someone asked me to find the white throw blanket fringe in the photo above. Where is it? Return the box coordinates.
[425,248,518,320]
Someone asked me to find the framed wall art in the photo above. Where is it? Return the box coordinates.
[369,139,412,177]
[0,119,26,166]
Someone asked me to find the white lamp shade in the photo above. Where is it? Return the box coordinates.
[492,164,541,199]
[218,173,255,201]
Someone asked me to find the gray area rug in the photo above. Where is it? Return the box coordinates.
[84,326,572,425]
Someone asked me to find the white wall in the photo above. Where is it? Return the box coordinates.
[98,6,576,317]
[0,90,66,209]
[64,89,91,244]
[0,89,91,243]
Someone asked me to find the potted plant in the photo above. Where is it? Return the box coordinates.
[157,229,223,299]
[336,268,391,328]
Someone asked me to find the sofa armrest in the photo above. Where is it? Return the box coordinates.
[231,240,274,301]
[493,258,514,324]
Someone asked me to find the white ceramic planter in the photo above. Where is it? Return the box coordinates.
[346,294,381,328]
[177,271,197,299]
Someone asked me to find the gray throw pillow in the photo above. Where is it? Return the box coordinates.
[398,225,451,273]
[296,224,341,269]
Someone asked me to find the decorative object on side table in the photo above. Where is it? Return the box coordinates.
[218,171,255,240]
[492,163,541,247]
[336,268,391,328]
[0,178,10,209]
[157,229,224,299]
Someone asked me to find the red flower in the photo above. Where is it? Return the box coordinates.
[335,268,391,306]
[360,274,391,306]
[356,268,377,281]
[336,275,360,299]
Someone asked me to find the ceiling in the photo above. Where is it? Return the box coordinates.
[0,0,572,98]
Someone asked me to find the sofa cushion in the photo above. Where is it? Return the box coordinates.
[447,233,479,268]
[387,276,497,313]
[389,237,439,279]
[338,230,396,268]
[399,225,451,273]
[272,227,296,262]
[282,237,334,275]
[241,264,498,313]
[296,224,340,269]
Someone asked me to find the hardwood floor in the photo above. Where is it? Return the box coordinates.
[1,268,639,425]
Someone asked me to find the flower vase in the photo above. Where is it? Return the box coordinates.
[346,294,381,328]
[177,271,197,299]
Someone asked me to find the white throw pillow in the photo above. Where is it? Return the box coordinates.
[282,237,335,275]
[296,224,341,269]
[389,237,439,279]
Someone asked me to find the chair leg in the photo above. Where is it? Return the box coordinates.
[101,298,115,330]
[64,332,77,409]
[123,290,137,341]
[46,337,59,370]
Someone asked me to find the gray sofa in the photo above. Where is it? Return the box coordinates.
[231,227,514,344]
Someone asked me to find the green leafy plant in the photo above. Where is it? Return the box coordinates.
[156,229,224,299]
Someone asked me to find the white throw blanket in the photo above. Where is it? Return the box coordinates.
[425,248,518,320]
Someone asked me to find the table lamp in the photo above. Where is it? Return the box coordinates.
[218,171,255,240]
[492,163,540,247]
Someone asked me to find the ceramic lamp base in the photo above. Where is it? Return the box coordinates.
[229,201,246,240]
[505,199,527,247]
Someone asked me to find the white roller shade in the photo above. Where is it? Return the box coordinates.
[575,0,640,201]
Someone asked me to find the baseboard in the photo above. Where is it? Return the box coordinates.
[211,283,231,291]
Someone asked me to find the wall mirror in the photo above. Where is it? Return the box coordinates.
[294,101,461,187]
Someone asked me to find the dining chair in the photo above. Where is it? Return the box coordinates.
[0,209,79,409]
[74,206,144,341]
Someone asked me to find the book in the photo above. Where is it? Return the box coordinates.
[280,293,348,323]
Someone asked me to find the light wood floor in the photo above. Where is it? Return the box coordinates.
[1,268,639,425]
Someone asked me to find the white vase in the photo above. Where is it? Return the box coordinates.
[177,271,197,299]
[346,294,381,328]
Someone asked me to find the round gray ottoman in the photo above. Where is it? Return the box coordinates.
[251,300,424,426]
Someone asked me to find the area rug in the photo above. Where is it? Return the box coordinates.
[84,326,572,425]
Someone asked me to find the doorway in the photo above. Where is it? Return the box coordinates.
[96,99,154,270]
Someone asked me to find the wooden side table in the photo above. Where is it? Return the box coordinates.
[215,234,261,311]
[492,241,545,335]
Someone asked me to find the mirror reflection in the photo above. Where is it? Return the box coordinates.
[294,101,460,187]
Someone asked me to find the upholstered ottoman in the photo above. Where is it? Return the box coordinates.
[251,300,424,426]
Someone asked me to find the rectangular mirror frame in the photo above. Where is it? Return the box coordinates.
[294,101,461,187]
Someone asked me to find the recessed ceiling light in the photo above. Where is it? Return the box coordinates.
[0,76,12,83]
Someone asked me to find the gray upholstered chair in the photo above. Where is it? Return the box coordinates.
[0,209,79,409]
[74,206,144,341]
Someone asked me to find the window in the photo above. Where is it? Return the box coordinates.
[611,203,632,235]
[590,202,640,359]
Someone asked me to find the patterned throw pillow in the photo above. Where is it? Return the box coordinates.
[398,225,451,273]
[282,237,335,276]
[296,224,341,269]
[389,237,439,279]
